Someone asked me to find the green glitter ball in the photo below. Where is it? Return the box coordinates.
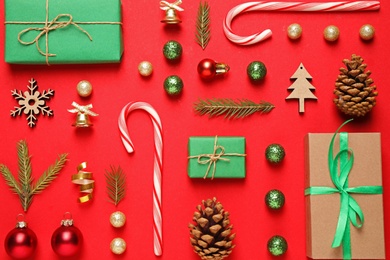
[247,61,267,81]
[267,235,288,256]
[164,75,183,95]
[265,144,285,164]
[163,40,182,60]
[265,189,285,209]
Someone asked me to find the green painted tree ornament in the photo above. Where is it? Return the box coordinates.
[265,144,285,164]
[267,235,288,256]
[247,61,267,82]
[163,40,182,60]
[164,75,183,95]
[265,189,285,209]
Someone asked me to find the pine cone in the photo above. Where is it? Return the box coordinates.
[189,197,236,260]
[333,54,378,117]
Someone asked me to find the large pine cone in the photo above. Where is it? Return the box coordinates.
[189,198,236,260]
[333,54,378,117]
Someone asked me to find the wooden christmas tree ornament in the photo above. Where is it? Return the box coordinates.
[286,63,317,113]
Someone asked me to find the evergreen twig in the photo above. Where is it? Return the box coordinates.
[195,1,211,50]
[194,98,275,119]
[105,165,126,206]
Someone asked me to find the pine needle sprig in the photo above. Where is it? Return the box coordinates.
[105,165,126,206]
[194,98,275,119]
[196,1,211,50]
[0,140,68,212]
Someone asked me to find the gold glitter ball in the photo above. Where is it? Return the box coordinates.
[359,24,375,41]
[138,61,153,77]
[76,80,93,97]
[110,211,126,228]
[110,238,126,255]
[323,25,340,42]
[287,23,302,40]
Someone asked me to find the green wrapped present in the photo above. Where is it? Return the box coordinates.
[188,136,246,179]
[5,0,123,64]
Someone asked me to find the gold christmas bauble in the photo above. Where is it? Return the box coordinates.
[287,23,302,40]
[76,80,93,97]
[323,25,340,42]
[110,211,126,228]
[359,24,375,41]
[110,238,126,255]
[138,61,153,77]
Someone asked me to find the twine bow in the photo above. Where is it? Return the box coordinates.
[160,0,184,11]
[305,119,383,260]
[68,102,98,116]
[188,136,246,179]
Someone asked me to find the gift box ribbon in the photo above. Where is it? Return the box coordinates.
[305,119,383,260]
[188,136,246,179]
[5,0,122,64]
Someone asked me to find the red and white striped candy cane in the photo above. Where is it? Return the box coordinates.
[223,1,380,45]
[118,101,163,256]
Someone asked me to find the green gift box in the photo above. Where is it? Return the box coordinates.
[5,0,123,64]
[188,136,246,179]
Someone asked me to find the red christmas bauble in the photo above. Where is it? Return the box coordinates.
[51,225,83,257]
[5,227,37,259]
[197,58,217,80]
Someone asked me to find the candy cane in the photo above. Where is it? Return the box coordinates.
[118,101,163,256]
[223,1,380,45]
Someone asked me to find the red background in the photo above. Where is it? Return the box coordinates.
[0,1,389,259]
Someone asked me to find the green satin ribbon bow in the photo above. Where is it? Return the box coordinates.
[305,120,383,260]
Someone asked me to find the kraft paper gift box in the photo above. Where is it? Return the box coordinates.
[5,0,123,64]
[305,130,385,259]
[188,136,246,179]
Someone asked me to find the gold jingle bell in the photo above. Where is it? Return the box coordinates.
[73,112,92,127]
[161,8,181,24]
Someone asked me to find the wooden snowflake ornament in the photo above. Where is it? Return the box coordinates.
[10,78,54,127]
[286,63,317,113]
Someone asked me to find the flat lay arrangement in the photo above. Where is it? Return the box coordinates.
[0,0,389,259]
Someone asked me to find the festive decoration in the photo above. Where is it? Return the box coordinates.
[118,101,163,256]
[247,61,267,82]
[196,1,211,50]
[287,23,302,40]
[223,1,379,45]
[110,211,126,228]
[359,24,375,40]
[77,80,93,97]
[68,102,99,127]
[286,63,317,113]
[110,238,127,255]
[189,197,236,260]
[51,213,83,257]
[188,136,246,179]
[160,0,183,24]
[138,61,154,77]
[10,78,54,127]
[105,165,126,206]
[323,25,340,42]
[5,214,37,260]
[0,140,67,212]
[333,54,377,117]
[194,98,274,119]
[164,75,184,95]
[305,120,385,259]
[267,235,288,256]
[5,0,123,64]
[265,189,285,209]
[163,40,182,60]
[197,58,230,80]
[71,162,95,203]
[265,144,285,164]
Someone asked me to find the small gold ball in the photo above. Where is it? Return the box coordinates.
[110,211,126,228]
[110,238,126,255]
[323,25,340,42]
[287,23,302,40]
[359,24,375,41]
[138,61,153,77]
[76,80,93,97]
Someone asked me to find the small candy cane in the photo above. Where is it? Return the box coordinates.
[118,101,163,256]
[223,1,380,45]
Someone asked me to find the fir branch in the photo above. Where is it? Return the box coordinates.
[17,140,32,197]
[194,98,275,119]
[31,153,68,194]
[105,165,126,206]
[0,164,22,195]
[195,1,211,50]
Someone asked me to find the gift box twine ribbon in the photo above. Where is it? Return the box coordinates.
[188,136,246,179]
[5,0,122,64]
[305,119,383,260]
